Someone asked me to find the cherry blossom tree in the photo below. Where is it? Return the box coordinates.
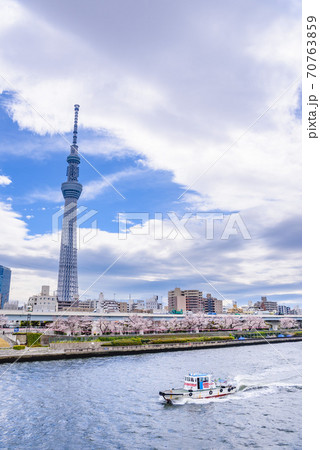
[167,317,182,333]
[280,318,299,329]
[66,316,82,335]
[242,316,267,330]
[210,315,267,331]
[46,318,69,335]
[0,315,8,328]
[78,317,93,335]
[108,320,125,335]
[127,316,148,334]
[179,315,196,332]
[44,312,275,337]
[154,320,169,334]
[144,318,155,334]
[191,313,211,332]
[93,319,110,335]
[212,316,233,330]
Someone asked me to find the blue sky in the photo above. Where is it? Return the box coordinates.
[0,0,301,307]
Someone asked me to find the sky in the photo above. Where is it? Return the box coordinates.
[0,0,301,307]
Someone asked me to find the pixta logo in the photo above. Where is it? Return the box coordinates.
[117,212,251,240]
[52,204,98,248]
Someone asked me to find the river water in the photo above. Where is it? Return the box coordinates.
[0,342,301,449]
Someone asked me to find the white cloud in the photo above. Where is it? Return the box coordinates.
[82,167,144,200]
[0,199,301,303]
[27,188,62,203]
[0,175,12,186]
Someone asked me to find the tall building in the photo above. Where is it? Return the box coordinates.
[0,265,11,309]
[204,294,223,314]
[168,288,186,312]
[57,105,82,304]
[168,288,203,313]
[184,290,203,312]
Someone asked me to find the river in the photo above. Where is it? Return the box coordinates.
[0,341,301,449]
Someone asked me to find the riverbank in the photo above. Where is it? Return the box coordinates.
[0,336,301,364]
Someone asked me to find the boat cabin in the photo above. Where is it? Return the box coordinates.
[183,373,215,391]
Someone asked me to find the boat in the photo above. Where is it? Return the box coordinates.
[159,373,237,404]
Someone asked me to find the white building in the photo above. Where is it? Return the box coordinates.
[27,286,58,312]
[129,299,145,312]
[100,300,120,313]
[145,295,162,310]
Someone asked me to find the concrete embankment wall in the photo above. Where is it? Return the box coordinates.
[0,336,302,364]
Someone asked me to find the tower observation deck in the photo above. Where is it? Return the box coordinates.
[57,105,82,303]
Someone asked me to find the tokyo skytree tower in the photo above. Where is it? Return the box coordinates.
[57,105,82,303]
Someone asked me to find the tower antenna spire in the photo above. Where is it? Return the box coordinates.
[72,104,80,146]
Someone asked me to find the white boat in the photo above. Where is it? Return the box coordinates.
[159,373,237,404]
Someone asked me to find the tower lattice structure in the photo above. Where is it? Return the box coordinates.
[57,104,82,303]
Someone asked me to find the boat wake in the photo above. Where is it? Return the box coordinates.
[234,373,302,400]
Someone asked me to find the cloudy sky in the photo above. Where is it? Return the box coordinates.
[0,0,301,306]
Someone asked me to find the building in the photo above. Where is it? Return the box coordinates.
[168,288,186,312]
[168,288,203,313]
[278,305,291,315]
[57,299,96,312]
[27,286,58,312]
[240,302,256,314]
[185,290,203,312]
[118,302,129,313]
[145,295,162,310]
[100,300,120,313]
[0,265,11,309]
[227,301,244,314]
[57,105,82,304]
[258,296,278,312]
[130,300,145,312]
[204,294,223,314]
[145,295,164,313]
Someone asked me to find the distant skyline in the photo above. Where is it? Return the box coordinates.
[0,0,301,307]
